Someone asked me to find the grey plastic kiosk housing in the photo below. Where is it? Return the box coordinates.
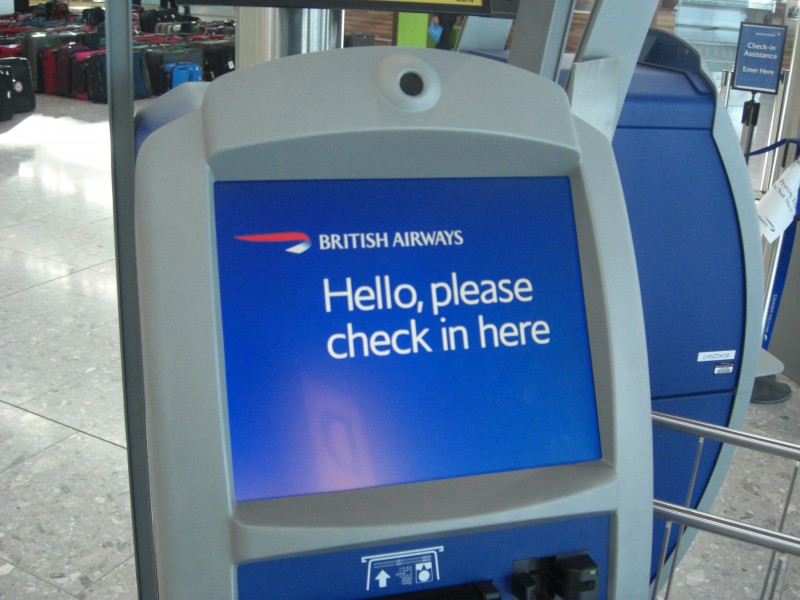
[135,47,652,599]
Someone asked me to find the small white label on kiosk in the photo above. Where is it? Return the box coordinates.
[714,362,735,375]
[361,546,443,591]
[698,350,736,362]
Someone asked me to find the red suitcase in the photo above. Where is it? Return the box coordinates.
[0,45,21,58]
[40,44,64,95]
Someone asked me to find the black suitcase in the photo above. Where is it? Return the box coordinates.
[132,49,152,100]
[0,57,35,113]
[187,39,234,81]
[84,51,106,102]
[85,51,151,103]
[156,22,185,34]
[144,46,201,95]
[81,22,105,50]
[140,8,175,34]
[70,49,104,100]
[0,64,14,121]
[345,33,375,47]
[81,6,104,26]
[45,29,83,46]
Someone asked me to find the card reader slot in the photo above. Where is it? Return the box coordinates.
[512,551,599,600]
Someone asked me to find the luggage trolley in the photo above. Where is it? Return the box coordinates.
[114,1,662,598]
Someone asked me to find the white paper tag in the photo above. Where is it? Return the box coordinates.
[757,159,800,243]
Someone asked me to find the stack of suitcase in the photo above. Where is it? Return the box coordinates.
[0,7,236,112]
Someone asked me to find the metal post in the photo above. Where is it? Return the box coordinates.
[759,462,799,600]
[107,1,158,598]
[286,8,343,55]
[720,69,733,107]
[661,438,705,600]
[507,0,576,81]
[741,93,760,162]
[236,6,342,70]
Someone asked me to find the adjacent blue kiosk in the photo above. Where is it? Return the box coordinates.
[135,45,653,598]
[459,26,763,583]
[613,30,761,580]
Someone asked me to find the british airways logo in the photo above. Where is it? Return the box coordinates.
[235,230,463,253]
[234,232,312,254]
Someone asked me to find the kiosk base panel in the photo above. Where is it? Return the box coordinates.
[237,516,610,599]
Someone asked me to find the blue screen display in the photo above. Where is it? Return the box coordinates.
[214,177,600,502]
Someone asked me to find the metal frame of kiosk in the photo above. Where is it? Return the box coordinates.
[110,1,662,598]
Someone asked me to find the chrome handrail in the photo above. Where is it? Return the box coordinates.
[652,411,800,600]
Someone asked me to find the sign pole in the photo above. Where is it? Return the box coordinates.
[741,92,760,161]
[731,21,786,162]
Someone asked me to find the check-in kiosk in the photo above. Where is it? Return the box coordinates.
[135,46,653,598]
[613,30,762,580]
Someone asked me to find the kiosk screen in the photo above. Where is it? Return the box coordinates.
[214,176,600,502]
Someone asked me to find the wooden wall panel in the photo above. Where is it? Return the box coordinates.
[344,10,396,45]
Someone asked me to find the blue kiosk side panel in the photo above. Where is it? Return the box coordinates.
[614,68,746,399]
[613,61,749,579]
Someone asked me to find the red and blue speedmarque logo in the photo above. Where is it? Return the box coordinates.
[234,232,312,254]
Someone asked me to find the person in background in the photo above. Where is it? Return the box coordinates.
[160,0,191,16]
[433,13,456,50]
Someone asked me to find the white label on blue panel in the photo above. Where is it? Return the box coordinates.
[698,350,736,362]
[361,546,444,591]
[715,362,735,375]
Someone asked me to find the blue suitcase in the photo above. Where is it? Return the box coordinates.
[164,62,203,89]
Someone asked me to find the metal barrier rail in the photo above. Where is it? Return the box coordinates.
[652,411,800,461]
[651,411,800,600]
[653,499,800,556]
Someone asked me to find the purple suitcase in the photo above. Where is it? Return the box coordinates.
[56,43,87,96]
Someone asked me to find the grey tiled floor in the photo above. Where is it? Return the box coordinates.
[1,95,798,600]
[1,95,138,600]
